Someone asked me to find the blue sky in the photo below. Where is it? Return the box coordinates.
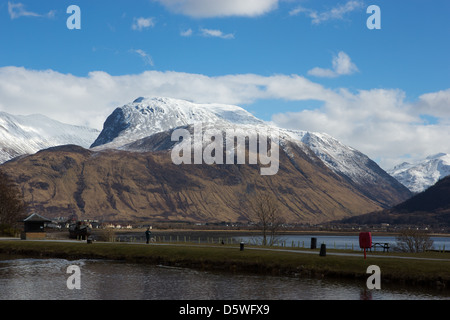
[0,0,449,169]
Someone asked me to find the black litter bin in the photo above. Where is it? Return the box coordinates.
[319,244,326,256]
[240,242,245,251]
[310,237,317,249]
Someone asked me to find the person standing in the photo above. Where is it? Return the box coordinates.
[145,227,152,244]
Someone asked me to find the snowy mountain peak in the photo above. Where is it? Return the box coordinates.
[90,96,264,149]
[388,153,450,193]
[0,111,99,164]
[133,97,146,103]
[426,152,447,160]
[280,128,388,186]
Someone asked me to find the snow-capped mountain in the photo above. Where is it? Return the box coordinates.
[91,97,264,149]
[0,111,100,164]
[282,130,386,185]
[91,97,410,206]
[0,96,412,223]
[388,153,450,193]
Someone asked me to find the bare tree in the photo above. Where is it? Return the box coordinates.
[395,229,434,253]
[0,170,27,235]
[247,190,283,246]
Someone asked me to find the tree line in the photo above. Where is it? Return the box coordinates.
[0,170,27,236]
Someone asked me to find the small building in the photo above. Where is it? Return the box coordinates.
[21,213,52,240]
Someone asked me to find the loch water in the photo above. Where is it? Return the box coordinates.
[0,257,448,300]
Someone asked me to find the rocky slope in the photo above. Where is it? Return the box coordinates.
[2,142,389,224]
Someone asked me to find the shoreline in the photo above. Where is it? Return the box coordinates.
[46,228,450,239]
[0,239,449,292]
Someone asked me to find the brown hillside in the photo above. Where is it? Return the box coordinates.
[1,143,402,224]
[339,176,450,227]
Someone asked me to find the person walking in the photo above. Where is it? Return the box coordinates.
[145,227,152,244]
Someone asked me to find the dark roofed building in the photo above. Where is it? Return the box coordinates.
[21,213,52,240]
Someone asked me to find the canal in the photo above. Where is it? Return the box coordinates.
[0,257,448,300]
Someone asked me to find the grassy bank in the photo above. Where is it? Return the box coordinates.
[0,240,449,290]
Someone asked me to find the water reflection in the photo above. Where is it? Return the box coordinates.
[0,258,448,300]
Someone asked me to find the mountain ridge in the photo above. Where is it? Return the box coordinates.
[90,96,411,208]
[388,153,450,193]
[0,111,99,164]
[1,140,392,224]
[337,175,450,228]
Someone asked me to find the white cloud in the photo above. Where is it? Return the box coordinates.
[332,51,359,75]
[131,49,154,66]
[307,67,337,78]
[200,28,234,39]
[180,28,193,37]
[153,0,278,18]
[415,89,450,120]
[8,1,55,19]
[0,67,338,129]
[132,17,155,31]
[272,87,450,169]
[290,1,364,24]
[308,51,358,78]
[0,66,448,170]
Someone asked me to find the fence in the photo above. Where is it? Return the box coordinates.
[101,235,357,250]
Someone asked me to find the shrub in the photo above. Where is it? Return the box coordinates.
[395,229,434,253]
[96,228,116,242]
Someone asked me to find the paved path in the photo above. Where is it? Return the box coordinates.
[150,242,450,262]
[246,246,450,261]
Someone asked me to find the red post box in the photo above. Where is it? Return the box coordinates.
[359,232,372,259]
[359,232,372,248]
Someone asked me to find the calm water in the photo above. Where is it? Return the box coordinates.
[0,257,448,300]
[237,235,450,251]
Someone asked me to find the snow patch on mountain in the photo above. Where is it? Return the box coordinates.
[388,153,450,193]
[0,112,99,164]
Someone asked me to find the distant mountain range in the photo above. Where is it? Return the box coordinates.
[2,98,446,197]
[0,111,99,164]
[388,153,450,193]
[0,97,412,223]
[338,175,450,228]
